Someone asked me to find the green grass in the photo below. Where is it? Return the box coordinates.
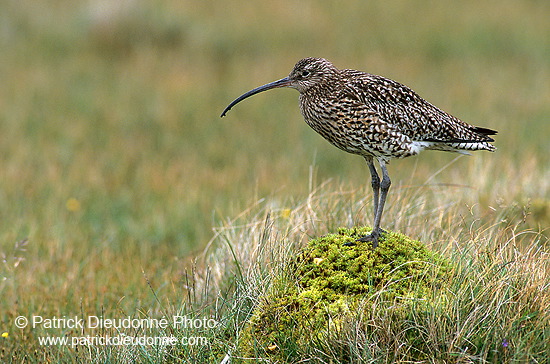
[238,227,453,361]
[1,0,549,362]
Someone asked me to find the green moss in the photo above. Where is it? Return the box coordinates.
[238,227,451,361]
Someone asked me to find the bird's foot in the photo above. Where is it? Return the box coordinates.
[355,233,379,249]
[343,228,384,249]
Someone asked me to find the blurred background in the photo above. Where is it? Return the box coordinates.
[1,0,549,350]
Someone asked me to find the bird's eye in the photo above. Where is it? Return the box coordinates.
[301,70,310,77]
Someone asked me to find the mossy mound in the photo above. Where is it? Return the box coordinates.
[238,227,451,361]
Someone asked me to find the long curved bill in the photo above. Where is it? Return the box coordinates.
[220,77,292,117]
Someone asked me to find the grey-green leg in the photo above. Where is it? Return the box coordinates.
[348,158,391,248]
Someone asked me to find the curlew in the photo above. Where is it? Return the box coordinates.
[221,57,496,248]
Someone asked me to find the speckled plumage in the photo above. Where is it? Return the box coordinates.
[291,58,496,160]
[221,57,497,248]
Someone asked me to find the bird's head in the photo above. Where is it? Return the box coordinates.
[288,57,338,93]
[221,57,338,117]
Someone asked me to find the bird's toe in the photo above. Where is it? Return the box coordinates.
[353,230,382,249]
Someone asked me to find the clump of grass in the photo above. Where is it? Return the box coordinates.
[176,183,549,363]
[238,227,451,361]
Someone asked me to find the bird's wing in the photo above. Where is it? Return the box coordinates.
[342,71,496,144]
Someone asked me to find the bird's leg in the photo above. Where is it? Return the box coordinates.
[353,159,391,248]
[373,161,391,239]
[367,158,380,219]
[344,157,380,247]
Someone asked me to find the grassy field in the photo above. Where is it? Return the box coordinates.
[1,0,549,362]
